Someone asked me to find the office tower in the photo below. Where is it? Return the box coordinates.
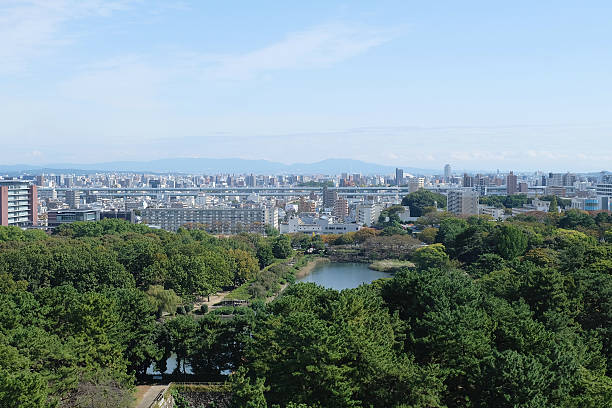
[463,173,474,188]
[246,174,256,187]
[518,182,528,193]
[0,181,37,226]
[444,164,451,181]
[506,171,518,195]
[65,190,80,209]
[395,168,404,186]
[447,189,479,215]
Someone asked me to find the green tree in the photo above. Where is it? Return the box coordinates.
[272,235,293,259]
[256,243,274,269]
[412,244,451,270]
[548,196,558,213]
[401,190,447,217]
[495,224,528,260]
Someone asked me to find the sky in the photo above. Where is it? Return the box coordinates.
[1,0,611,172]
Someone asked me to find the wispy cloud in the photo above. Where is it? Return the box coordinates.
[201,23,396,80]
[0,0,137,74]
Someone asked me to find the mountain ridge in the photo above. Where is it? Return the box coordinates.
[0,158,436,176]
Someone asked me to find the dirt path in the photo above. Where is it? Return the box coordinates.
[266,257,329,303]
[192,290,231,311]
[135,384,167,408]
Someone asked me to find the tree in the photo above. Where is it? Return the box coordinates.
[412,244,451,270]
[401,190,447,217]
[418,227,438,244]
[256,243,274,269]
[230,249,259,286]
[272,235,293,259]
[146,285,181,316]
[494,224,528,260]
[548,196,558,213]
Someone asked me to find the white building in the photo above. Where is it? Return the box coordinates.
[447,189,479,216]
[355,203,383,226]
[596,181,612,211]
[279,215,360,234]
[479,206,505,220]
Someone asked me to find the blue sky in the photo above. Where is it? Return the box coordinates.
[1,0,611,172]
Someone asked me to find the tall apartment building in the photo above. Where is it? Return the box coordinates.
[0,181,38,226]
[506,172,518,195]
[333,197,349,221]
[447,189,479,216]
[322,187,338,208]
[444,164,451,181]
[408,177,425,193]
[355,203,383,226]
[298,197,316,213]
[140,207,271,233]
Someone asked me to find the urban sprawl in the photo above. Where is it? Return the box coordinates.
[1,165,611,234]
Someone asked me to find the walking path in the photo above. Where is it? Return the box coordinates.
[135,384,167,408]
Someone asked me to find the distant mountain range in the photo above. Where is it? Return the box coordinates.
[0,158,437,176]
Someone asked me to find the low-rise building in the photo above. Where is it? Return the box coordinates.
[279,215,360,234]
[47,208,100,227]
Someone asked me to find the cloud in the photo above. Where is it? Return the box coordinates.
[201,23,396,80]
[0,0,138,74]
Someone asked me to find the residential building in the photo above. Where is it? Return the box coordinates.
[298,197,316,213]
[140,207,269,233]
[0,180,38,227]
[447,189,479,216]
[506,172,518,195]
[356,202,383,226]
[444,164,451,181]
[322,187,338,208]
[333,197,349,221]
[479,206,505,220]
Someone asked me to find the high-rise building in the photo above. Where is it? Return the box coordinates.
[395,168,404,186]
[355,203,383,226]
[65,190,80,209]
[506,172,518,195]
[322,187,338,208]
[463,173,474,188]
[0,181,38,227]
[447,189,479,216]
[298,197,316,213]
[444,164,451,181]
[333,197,349,221]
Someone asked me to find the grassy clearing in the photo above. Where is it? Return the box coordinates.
[368,259,414,272]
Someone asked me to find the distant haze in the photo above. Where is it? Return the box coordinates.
[1,1,611,171]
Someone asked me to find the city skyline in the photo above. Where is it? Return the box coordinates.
[2,1,612,170]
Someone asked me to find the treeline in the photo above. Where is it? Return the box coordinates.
[0,219,296,407]
[2,209,612,407]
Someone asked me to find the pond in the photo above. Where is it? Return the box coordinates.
[296,262,390,290]
[146,353,192,375]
